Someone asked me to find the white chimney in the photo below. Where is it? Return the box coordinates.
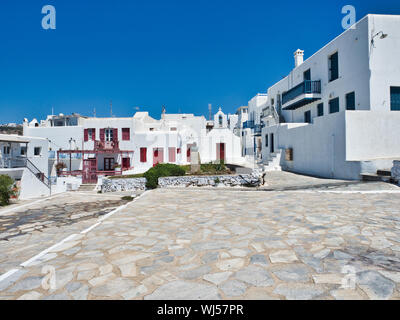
[294,49,304,68]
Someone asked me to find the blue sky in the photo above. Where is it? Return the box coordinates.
[0,0,399,123]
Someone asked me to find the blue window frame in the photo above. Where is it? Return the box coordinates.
[329,52,339,82]
[329,97,340,114]
[391,87,400,111]
[317,103,324,117]
[346,92,355,110]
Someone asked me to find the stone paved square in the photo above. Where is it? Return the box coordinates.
[1,186,400,300]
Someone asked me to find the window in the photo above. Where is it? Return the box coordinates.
[104,158,115,171]
[122,128,130,141]
[34,147,41,156]
[170,127,177,131]
[149,128,154,131]
[140,148,147,163]
[265,135,268,147]
[271,98,275,106]
[329,52,339,82]
[329,97,340,114]
[390,87,400,111]
[317,103,324,117]
[304,69,311,81]
[3,146,10,155]
[88,128,95,141]
[304,111,311,123]
[346,92,356,110]
[20,146,27,155]
[177,148,181,154]
[219,115,223,127]
[105,128,114,142]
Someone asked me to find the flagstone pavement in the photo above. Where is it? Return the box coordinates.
[1,186,400,300]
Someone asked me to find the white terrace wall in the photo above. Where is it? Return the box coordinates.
[345,111,400,161]
[262,111,361,180]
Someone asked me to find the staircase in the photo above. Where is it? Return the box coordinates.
[361,170,393,182]
[259,150,282,172]
[26,159,51,189]
[77,184,97,192]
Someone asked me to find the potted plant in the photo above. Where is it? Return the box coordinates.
[55,162,67,175]
[113,163,121,173]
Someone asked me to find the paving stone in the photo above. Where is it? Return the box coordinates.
[219,280,247,297]
[273,284,325,300]
[144,281,221,300]
[90,278,137,297]
[179,265,211,280]
[9,276,43,292]
[235,266,274,287]
[203,272,233,285]
[202,252,219,264]
[312,274,343,284]
[357,271,395,300]
[122,285,148,299]
[119,263,137,277]
[250,254,269,266]
[216,258,245,271]
[17,291,42,300]
[331,289,364,300]
[269,250,298,263]
[273,265,310,282]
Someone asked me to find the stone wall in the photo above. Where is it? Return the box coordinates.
[391,160,400,184]
[158,174,261,188]
[102,177,146,193]
[101,173,261,192]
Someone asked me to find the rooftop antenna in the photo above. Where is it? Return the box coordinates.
[93,107,96,117]
[51,106,54,116]
[110,100,113,117]
[208,104,212,120]
[162,105,166,118]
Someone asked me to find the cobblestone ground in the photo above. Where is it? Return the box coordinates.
[1,186,400,300]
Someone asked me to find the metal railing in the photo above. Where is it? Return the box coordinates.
[0,157,27,169]
[94,140,120,152]
[282,80,321,105]
[26,159,50,189]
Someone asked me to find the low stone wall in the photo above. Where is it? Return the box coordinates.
[391,160,400,184]
[102,177,146,193]
[158,174,261,188]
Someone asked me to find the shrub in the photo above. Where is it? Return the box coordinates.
[0,175,16,206]
[144,163,186,189]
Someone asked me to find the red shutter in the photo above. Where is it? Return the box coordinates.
[140,148,147,162]
[177,148,181,154]
[84,129,88,142]
[113,128,118,141]
[100,129,105,142]
[92,128,96,141]
[122,128,130,141]
[169,148,176,162]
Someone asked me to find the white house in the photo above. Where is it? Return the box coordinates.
[0,134,50,200]
[261,14,400,179]
[23,108,245,185]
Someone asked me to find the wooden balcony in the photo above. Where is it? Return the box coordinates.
[94,140,120,153]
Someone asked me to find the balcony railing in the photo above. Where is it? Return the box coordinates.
[282,80,321,105]
[94,140,120,153]
[242,121,255,129]
[0,157,27,169]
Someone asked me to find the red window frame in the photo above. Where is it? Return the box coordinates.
[169,147,176,163]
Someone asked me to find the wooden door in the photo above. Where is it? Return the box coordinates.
[82,159,97,184]
[216,143,226,162]
[153,148,164,166]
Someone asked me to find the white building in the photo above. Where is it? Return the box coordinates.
[0,134,50,200]
[261,14,400,179]
[23,109,245,184]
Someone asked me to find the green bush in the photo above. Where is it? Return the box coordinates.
[144,163,186,189]
[0,175,15,206]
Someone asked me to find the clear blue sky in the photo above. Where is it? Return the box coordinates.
[0,0,399,123]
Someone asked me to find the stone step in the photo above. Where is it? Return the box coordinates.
[377,170,391,177]
[361,174,391,182]
[77,184,97,192]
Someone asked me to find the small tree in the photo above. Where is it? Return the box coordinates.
[0,175,16,206]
